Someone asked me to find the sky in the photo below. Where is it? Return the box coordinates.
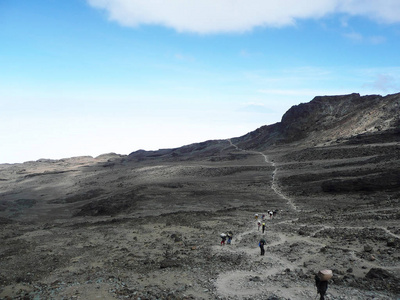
[1,0,400,164]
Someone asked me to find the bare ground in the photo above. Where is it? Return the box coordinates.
[0,140,399,299]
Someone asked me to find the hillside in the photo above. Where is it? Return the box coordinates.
[0,92,399,299]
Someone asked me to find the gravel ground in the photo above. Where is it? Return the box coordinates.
[0,138,399,299]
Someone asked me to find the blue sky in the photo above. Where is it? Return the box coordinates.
[1,0,400,163]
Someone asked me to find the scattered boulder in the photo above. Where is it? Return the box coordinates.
[249,276,262,282]
[365,268,393,280]
[159,259,181,269]
[368,255,376,261]
[386,238,396,247]
[364,245,373,252]
[170,233,182,243]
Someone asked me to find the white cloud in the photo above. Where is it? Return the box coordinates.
[343,31,364,42]
[174,53,195,62]
[87,0,400,33]
[343,31,387,44]
[336,0,400,24]
[340,16,349,27]
[240,102,274,113]
[239,49,263,58]
[240,50,251,58]
[368,35,386,44]
[364,74,398,92]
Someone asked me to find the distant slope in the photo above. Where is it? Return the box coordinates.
[233,92,400,150]
[1,92,399,219]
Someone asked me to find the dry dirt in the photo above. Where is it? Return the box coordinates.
[0,139,399,300]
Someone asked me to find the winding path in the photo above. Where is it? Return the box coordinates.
[212,139,400,299]
[227,139,298,211]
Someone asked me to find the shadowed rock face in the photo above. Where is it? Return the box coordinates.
[234,92,400,149]
[0,92,399,299]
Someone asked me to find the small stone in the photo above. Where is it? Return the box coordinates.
[387,239,395,247]
[368,255,376,261]
[249,276,262,282]
[365,268,393,279]
[364,245,373,252]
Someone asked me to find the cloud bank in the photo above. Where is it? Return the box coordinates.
[87,0,400,33]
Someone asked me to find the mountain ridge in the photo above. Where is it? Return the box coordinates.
[2,92,398,165]
[0,92,399,299]
[232,92,400,151]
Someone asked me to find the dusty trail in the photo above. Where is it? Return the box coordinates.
[212,140,399,299]
[213,141,315,298]
[213,226,303,298]
[259,152,298,212]
[227,139,298,211]
[214,220,398,299]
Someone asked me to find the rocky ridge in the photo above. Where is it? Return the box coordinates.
[0,92,399,299]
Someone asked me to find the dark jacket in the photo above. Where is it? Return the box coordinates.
[315,275,328,294]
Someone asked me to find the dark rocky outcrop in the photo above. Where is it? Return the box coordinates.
[235,92,400,149]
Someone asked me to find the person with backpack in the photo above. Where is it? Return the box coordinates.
[227,231,233,244]
[257,221,261,231]
[220,233,227,246]
[259,239,266,256]
[315,272,330,300]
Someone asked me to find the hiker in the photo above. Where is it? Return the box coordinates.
[227,231,233,244]
[257,221,261,231]
[269,211,273,219]
[254,214,258,220]
[259,239,266,256]
[261,213,265,220]
[262,222,266,233]
[273,209,278,217]
[220,233,227,246]
[315,270,332,300]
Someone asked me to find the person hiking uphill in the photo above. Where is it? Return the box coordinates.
[262,222,266,234]
[220,233,227,246]
[259,239,266,256]
[315,270,332,300]
[257,221,261,231]
[227,231,233,245]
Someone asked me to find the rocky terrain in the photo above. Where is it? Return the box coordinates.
[0,92,399,299]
